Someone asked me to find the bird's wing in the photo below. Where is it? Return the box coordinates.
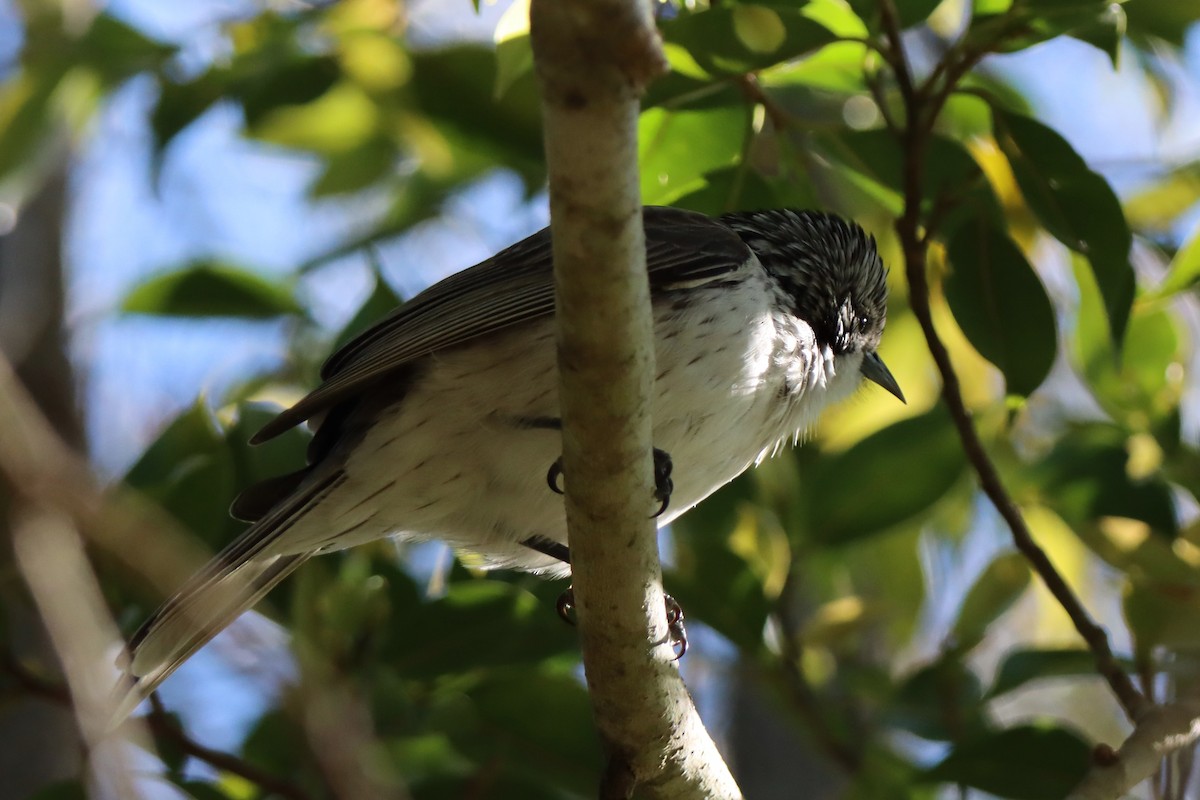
[251,206,754,443]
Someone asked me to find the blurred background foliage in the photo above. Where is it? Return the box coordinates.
[3,0,1200,798]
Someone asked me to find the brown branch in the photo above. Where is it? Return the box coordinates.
[147,695,316,800]
[877,0,1148,721]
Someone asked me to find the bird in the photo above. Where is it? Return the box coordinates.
[116,205,904,717]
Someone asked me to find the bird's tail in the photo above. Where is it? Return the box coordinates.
[112,471,345,722]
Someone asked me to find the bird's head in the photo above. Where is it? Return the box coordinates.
[720,209,905,403]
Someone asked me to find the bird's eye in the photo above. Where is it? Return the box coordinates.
[857,314,870,330]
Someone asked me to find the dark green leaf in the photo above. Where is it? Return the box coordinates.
[29,781,87,800]
[951,553,1032,649]
[886,656,985,741]
[924,725,1091,799]
[124,402,238,546]
[410,47,545,189]
[78,13,176,84]
[458,670,600,792]
[992,107,1133,343]
[832,131,1003,236]
[1125,0,1200,46]
[224,401,312,495]
[987,648,1104,698]
[803,407,967,545]
[232,55,342,126]
[661,6,837,76]
[968,2,1125,64]
[670,473,774,650]
[944,222,1057,396]
[151,71,225,157]
[388,580,576,678]
[1037,424,1177,535]
[121,261,302,318]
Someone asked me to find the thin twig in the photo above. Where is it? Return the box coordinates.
[877,0,1148,721]
[0,651,314,800]
[147,695,316,800]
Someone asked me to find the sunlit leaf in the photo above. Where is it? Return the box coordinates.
[639,105,747,205]
[1148,222,1200,299]
[661,5,837,75]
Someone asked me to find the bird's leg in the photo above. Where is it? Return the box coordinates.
[546,447,675,519]
[519,533,688,659]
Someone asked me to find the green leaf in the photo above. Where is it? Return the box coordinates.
[122,261,302,319]
[669,473,774,650]
[387,580,576,678]
[410,46,545,189]
[832,131,1003,236]
[886,656,986,741]
[232,55,342,127]
[986,648,1103,698]
[951,553,1032,649]
[803,407,967,545]
[848,0,942,29]
[639,106,747,205]
[1038,424,1177,535]
[224,401,312,492]
[1072,257,1181,424]
[151,71,225,157]
[458,670,601,792]
[944,222,1057,396]
[30,781,88,800]
[1124,579,1200,657]
[924,725,1091,800]
[309,137,399,196]
[492,0,532,98]
[1149,223,1200,299]
[661,5,837,76]
[967,1,1126,64]
[1125,160,1200,230]
[1125,0,1200,46]
[124,402,238,546]
[78,13,177,85]
[993,107,1134,343]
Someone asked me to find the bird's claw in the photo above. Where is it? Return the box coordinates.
[652,448,673,518]
[547,457,565,495]
[556,586,575,625]
[664,593,687,660]
[554,587,688,660]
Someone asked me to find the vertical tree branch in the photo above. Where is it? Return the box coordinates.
[529,0,741,796]
[876,0,1147,721]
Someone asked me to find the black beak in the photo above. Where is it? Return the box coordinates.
[862,351,905,404]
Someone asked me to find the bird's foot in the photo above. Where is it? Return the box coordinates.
[545,448,673,519]
[555,587,688,660]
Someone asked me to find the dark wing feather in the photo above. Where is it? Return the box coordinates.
[251,206,753,444]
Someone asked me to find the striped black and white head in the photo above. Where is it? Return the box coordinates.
[720,209,904,402]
